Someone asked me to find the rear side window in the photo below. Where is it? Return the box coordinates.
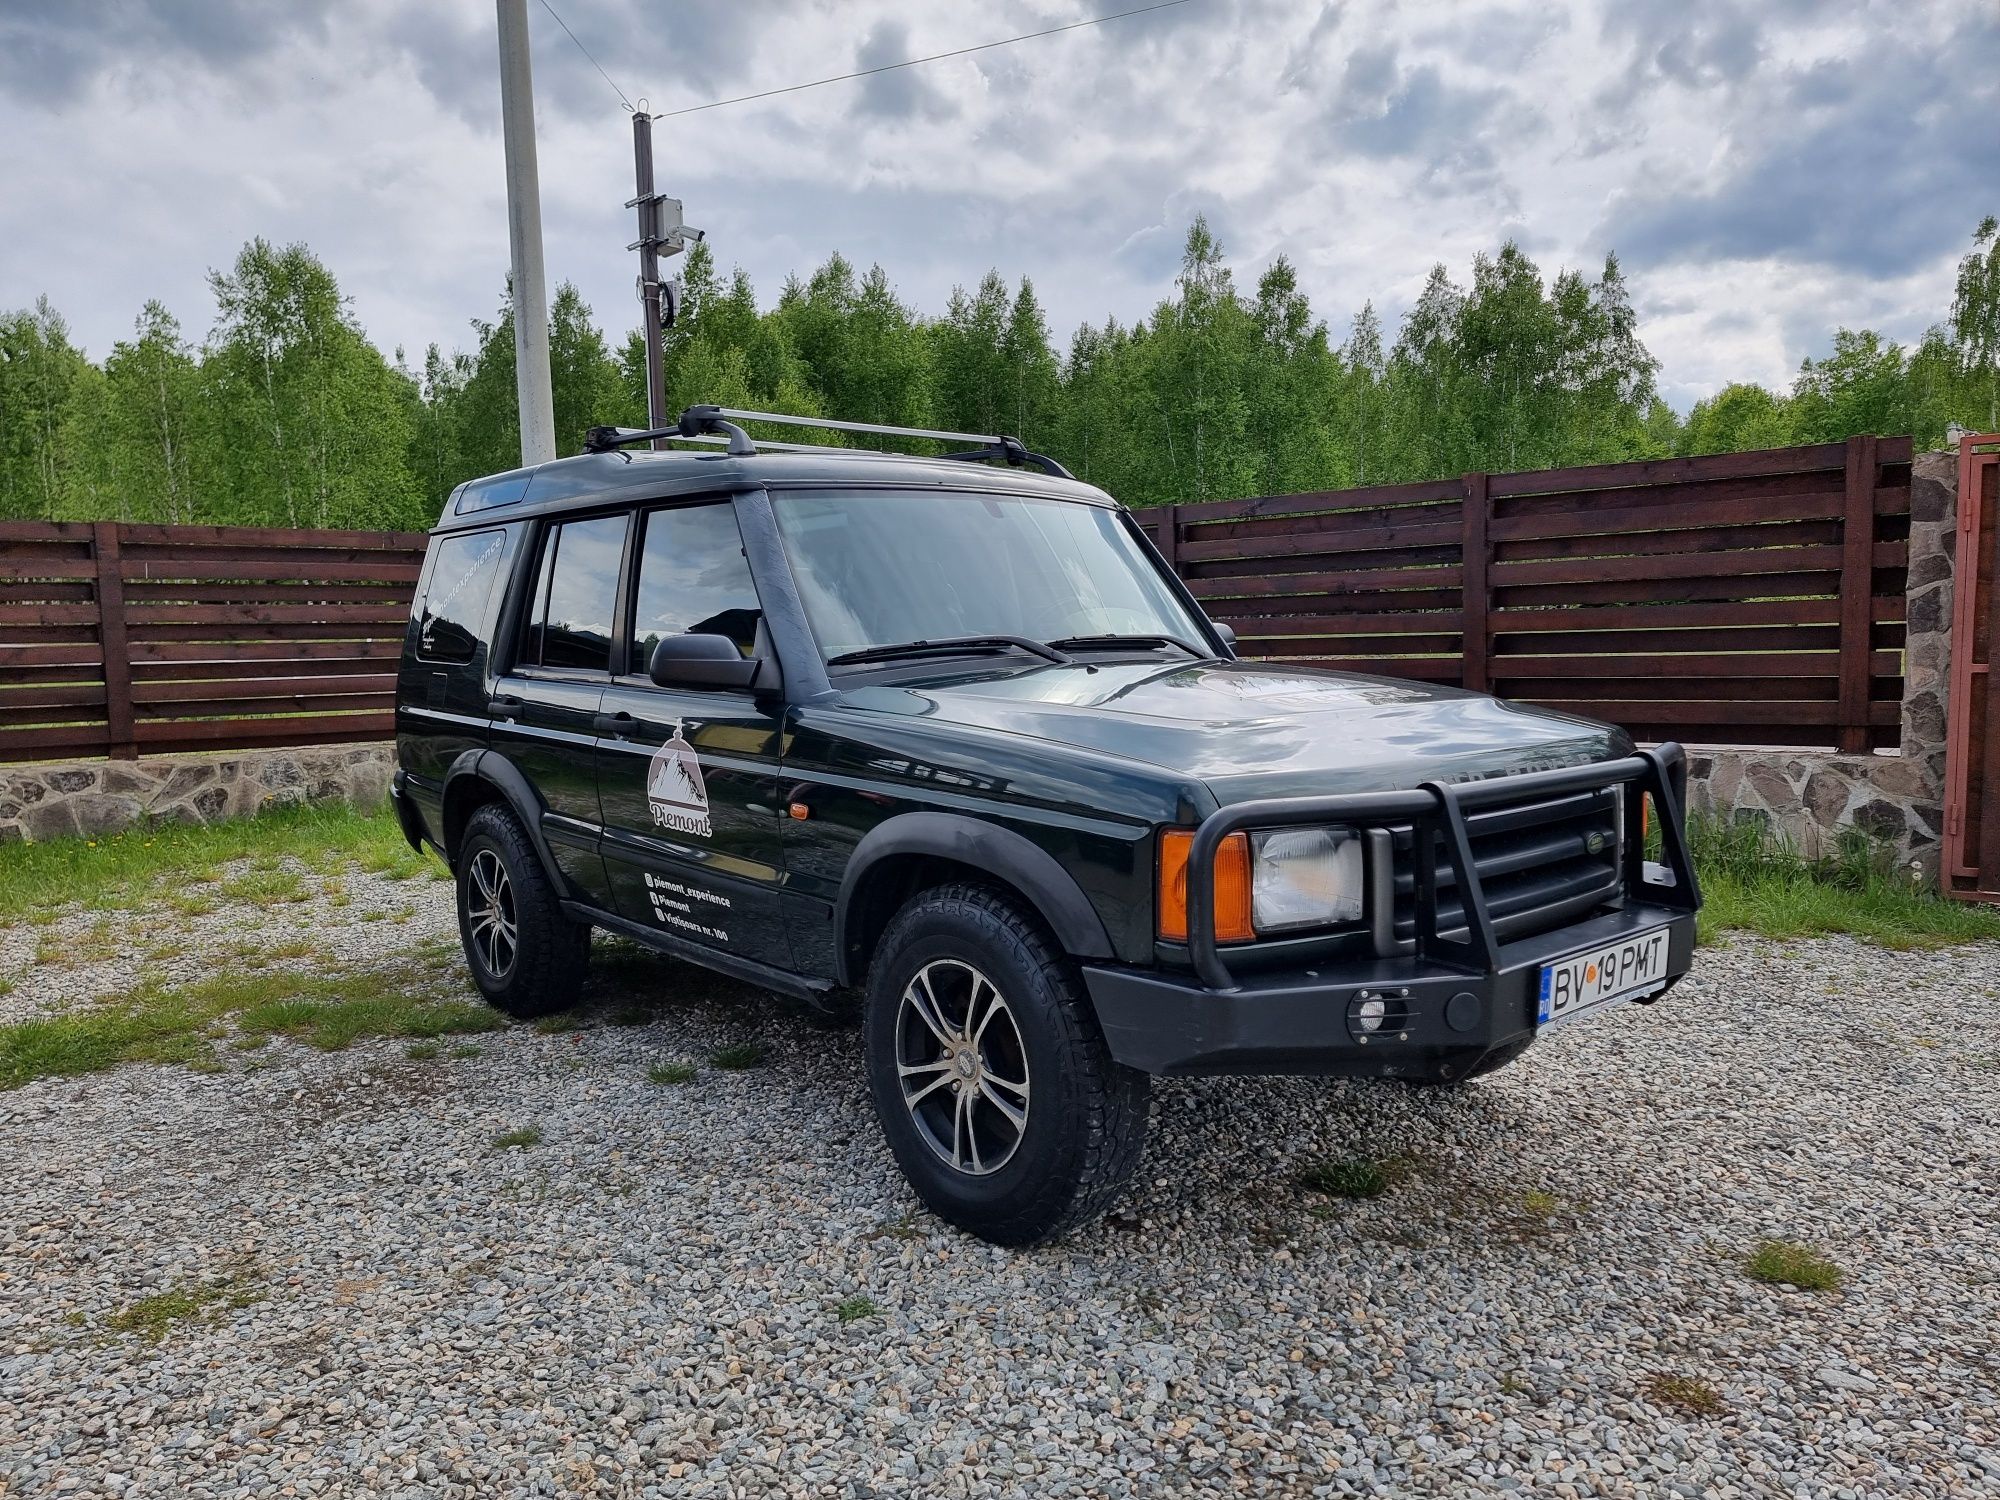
[631,502,762,671]
[417,529,510,663]
[525,514,627,672]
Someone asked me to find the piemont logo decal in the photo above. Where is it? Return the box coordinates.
[646,722,712,838]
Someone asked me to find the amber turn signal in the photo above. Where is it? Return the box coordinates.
[1158,829,1255,944]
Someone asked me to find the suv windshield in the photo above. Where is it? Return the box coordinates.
[771,488,1206,663]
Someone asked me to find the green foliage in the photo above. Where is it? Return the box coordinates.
[833,1294,882,1323]
[104,1278,260,1344]
[706,1040,765,1070]
[5,214,1997,525]
[1689,813,2000,950]
[0,801,422,922]
[1298,1154,1416,1200]
[1643,1372,1726,1417]
[0,954,500,1091]
[646,1057,697,1085]
[202,238,423,529]
[1744,1238,1842,1291]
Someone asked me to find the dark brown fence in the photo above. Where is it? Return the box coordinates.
[1133,436,1914,751]
[0,522,426,763]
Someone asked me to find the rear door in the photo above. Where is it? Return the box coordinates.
[595,498,793,969]
[487,510,632,908]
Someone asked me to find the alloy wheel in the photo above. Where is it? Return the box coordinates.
[895,959,1031,1176]
[466,848,518,978]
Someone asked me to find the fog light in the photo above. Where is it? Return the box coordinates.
[1348,989,1413,1044]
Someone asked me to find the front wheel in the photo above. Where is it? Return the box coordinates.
[863,885,1149,1245]
[455,803,589,1018]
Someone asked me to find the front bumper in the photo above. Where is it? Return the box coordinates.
[1084,901,1696,1077]
[1084,745,1703,1079]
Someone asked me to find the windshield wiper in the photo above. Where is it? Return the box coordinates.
[826,634,1073,668]
[1048,632,1206,659]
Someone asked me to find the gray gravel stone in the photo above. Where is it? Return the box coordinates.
[0,869,1997,1496]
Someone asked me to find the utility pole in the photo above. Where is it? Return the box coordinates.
[628,110,701,449]
[495,0,557,467]
[630,110,669,449]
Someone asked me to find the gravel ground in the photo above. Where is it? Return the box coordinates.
[1,867,1997,1498]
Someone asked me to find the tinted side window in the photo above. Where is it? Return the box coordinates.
[631,503,762,670]
[526,514,627,673]
[417,529,509,663]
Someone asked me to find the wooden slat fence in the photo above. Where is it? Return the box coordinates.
[0,522,426,762]
[1135,436,1915,751]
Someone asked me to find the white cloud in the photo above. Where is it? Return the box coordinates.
[1,0,1993,409]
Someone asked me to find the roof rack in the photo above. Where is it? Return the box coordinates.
[583,405,1075,479]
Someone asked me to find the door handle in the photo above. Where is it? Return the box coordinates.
[488,693,524,720]
[593,710,638,738]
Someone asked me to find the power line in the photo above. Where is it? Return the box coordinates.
[536,0,635,112]
[653,0,1196,120]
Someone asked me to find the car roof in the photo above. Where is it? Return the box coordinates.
[434,447,1117,533]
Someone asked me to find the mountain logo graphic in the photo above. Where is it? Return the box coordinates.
[646,724,712,838]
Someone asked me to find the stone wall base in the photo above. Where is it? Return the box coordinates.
[1683,747,1940,876]
[0,743,396,842]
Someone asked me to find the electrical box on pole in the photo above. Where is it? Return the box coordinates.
[628,110,702,451]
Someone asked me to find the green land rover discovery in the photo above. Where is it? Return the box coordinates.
[391,405,1700,1244]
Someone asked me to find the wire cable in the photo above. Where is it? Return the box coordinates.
[652,0,1196,120]
[536,0,636,112]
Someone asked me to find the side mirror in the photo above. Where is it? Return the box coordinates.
[648,633,762,690]
[1212,621,1238,653]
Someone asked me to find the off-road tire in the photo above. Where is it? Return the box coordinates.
[863,884,1150,1246]
[1399,1035,1535,1088]
[456,803,589,1019]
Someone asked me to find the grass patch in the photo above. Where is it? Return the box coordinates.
[0,804,423,924]
[448,1042,483,1059]
[490,1126,542,1150]
[833,1295,881,1324]
[608,1003,654,1027]
[1691,815,2000,950]
[0,961,500,1091]
[217,867,309,905]
[1643,1371,1725,1417]
[1298,1154,1417,1200]
[1744,1238,1843,1291]
[707,1041,765,1071]
[646,1058,697,1085]
[405,1040,442,1060]
[34,919,119,968]
[533,1013,581,1035]
[104,1278,260,1344]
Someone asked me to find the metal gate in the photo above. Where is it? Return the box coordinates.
[1944,434,2000,900]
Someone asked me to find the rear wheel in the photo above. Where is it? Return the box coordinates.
[456,803,589,1018]
[863,884,1149,1245]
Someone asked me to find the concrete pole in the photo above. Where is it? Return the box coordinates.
[495,0,557,467]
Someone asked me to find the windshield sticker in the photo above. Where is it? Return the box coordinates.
[646,723,712,838]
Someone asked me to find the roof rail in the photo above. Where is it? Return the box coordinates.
[584,405,1074,479]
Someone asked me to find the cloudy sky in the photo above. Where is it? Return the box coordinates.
[2,0,1994,411]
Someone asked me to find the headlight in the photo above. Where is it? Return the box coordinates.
[1249,827,1364,933]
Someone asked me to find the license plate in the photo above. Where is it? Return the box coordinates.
[1537,926,1671,1029]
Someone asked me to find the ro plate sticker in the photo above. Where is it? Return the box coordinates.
[646,723,712,838]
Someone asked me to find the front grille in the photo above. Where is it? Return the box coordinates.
[1389,785,1623,950]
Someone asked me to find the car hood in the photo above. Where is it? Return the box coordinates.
[831,658,1629,806]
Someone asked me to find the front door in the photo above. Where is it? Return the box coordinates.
[487,510,631,907]
[596,499,793,969]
